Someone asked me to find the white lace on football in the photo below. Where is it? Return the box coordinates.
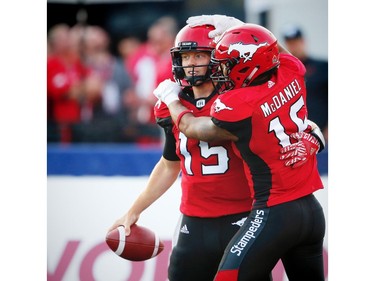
[115,226,126,256]
[151,233,160,258]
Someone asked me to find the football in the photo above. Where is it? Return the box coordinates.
[105,224,164,261]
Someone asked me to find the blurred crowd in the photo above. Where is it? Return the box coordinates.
[47,16,178,144]
[47,17,328,145]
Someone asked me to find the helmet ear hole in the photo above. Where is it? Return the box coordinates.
[172,55,185,80]
[173,67,185,80]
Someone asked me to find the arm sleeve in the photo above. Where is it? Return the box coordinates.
[156,116,179,161]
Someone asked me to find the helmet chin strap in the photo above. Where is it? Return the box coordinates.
[185,65,211,86]
[186,75,208,86]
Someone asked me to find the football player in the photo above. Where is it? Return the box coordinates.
[110,24,253,281]
[154,15,326,281]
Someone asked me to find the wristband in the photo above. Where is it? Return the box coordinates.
[176,110,193,130]
[310,127,326,153]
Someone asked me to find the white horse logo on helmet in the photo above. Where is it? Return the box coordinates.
[228,42,268,62]
[213,98,233,113]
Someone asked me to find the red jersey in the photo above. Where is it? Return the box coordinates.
[47,55,88,123]
[128,44,174,124]
[154,88,252,217]
[210,53,324,209]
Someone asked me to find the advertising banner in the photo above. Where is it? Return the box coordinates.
[48,176,328,281]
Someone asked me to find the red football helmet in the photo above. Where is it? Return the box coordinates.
[171,24,216,86]
[211,23,280,90]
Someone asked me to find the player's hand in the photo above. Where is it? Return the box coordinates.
[108,212,139,236]
[186,14,244,39]
[280,132,320,168]
[153,79,181,106]
[306,119,326,153]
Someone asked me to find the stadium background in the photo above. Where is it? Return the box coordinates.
[47,0,328,280]
[47,0,328,60]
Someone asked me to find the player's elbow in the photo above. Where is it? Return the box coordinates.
[180,123,196,139]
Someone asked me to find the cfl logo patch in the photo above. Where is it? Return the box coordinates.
[196,99,205,108]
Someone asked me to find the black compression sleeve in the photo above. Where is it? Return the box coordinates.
[156,116,179,161]
[162,128,179,161]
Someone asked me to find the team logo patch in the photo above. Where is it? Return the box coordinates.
[232,217,248,227]
[196,99,205,108]
[213,98,233,113]
[228,42,268,62]
[267,80,275,88]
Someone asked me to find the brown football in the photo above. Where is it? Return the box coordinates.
[106,224,164,261]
